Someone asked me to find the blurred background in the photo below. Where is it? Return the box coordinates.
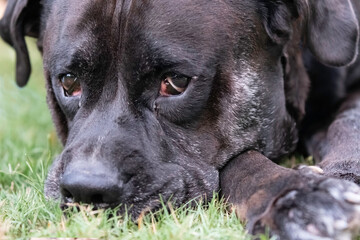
[0,0,5,19]
[0,0,60,193]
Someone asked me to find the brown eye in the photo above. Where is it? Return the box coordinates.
[160,74,190,96]
[60,73,81,97]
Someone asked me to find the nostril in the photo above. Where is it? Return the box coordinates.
[91,194,103,204]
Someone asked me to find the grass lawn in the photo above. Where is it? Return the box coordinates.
[0,38,267,239]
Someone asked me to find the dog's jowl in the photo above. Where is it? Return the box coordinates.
[2,0,360,239]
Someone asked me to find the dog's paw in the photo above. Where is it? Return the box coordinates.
[251,172,360,240]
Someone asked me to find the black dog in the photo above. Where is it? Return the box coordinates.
[2,0,360,239]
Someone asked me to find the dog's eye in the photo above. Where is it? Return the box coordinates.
[60,73,81,97]
[160,74,190,96]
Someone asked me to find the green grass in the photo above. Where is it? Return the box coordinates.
[0,38,261,239]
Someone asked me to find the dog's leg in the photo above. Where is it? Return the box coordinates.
[308,91,360,184]
[220,150,360,239]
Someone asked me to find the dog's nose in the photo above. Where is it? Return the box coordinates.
[60,170,123,205]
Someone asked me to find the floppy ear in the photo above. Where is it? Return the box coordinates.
[260,0,359,67]
[0,0,42,87]
[305,0,359,66]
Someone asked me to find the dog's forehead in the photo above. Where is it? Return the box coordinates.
[43,0,255,51]
[47,0,238,20]
[42,0,257,80]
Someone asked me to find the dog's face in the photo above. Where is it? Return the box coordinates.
[42,0,297,215]
[1,0,358,217]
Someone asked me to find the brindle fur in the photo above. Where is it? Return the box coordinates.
[1,0,360,239]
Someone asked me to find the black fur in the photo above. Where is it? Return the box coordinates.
[2,0,360,238]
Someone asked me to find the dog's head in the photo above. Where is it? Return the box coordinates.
[1,0,358,216]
